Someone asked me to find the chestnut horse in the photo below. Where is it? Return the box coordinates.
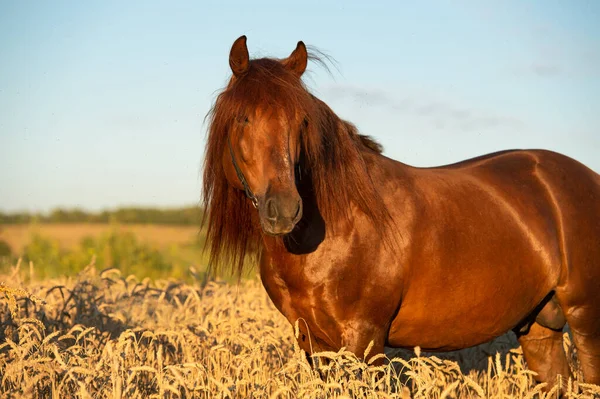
[203,36,600,389]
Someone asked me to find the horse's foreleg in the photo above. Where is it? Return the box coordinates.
[338,323,389,371]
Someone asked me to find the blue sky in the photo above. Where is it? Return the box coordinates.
[1,1,598,212]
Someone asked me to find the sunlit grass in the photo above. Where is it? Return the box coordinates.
[1,260,598,398]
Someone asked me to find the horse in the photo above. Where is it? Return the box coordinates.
[202,35,600,391]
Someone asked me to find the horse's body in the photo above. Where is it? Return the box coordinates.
[204,36,600,390]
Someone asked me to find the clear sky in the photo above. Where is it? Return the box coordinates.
[1,1,598,212]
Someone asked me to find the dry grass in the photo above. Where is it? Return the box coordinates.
[0,223,202,253]
[1,260,599,399]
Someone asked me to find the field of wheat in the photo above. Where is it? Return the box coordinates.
[0,224,202,253]
[1,259,599,399]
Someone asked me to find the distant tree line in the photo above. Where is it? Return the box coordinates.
[0,206,204,225]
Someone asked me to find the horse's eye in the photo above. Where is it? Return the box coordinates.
[302,118,308,128]
[236,116,249,125]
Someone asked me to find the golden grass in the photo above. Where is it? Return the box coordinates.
[1,260,599,399]
[0,223,202,253]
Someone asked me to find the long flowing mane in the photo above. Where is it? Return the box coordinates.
[203,53,391,276]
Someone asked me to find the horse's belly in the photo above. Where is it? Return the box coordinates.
[386,264,556,351]
[387,310,525,351]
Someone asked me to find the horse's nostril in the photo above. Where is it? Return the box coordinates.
[266,198,278,220]
[293,200,302,220]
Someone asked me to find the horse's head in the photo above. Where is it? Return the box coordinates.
[219,36,311,236]
[204,37,391,272]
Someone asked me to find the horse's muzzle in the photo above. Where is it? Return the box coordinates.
[260,195,303,236]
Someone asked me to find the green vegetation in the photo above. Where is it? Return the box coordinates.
[0,240,11,257]
[1,228,210,282]
[0,206,204,225]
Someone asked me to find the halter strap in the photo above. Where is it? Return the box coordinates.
[227,135,258,208]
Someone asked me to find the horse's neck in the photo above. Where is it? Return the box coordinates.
[262,99,399,257]
[281,164,326,254]
[269,151,394,257]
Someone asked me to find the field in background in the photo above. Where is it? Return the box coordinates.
[1,264,599,398]
[0,223,211,281]
[1,223,203,253]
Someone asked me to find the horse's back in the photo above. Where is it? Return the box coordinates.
[424,148,599,220]
[431,148,600,282]
[475,149,600,277]
[525,150,600,292]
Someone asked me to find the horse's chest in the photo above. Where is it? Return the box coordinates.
[260,269,342,350]
[261,270,320,321]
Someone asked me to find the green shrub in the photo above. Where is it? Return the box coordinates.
[0,206,204,225]
[19,229,173,280]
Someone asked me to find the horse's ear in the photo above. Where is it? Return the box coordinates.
[283,41,308,77]
[229,35,250,77]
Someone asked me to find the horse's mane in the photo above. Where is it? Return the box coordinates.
[203,53,391,276]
